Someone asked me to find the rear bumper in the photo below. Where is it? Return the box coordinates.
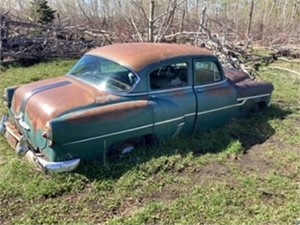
[0,115,80,173]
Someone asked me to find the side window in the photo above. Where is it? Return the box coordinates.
[194,61,222,85]
[150,62,188,90]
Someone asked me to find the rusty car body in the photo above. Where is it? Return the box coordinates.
[0,43,274,172]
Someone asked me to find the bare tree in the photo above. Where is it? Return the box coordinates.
[149,0,155,42]
[246,0,254,40]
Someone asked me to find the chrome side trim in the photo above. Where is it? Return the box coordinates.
[20,81,72,113]
[197,100,246,116]
[173,122,185,137]
[63,124,153,146]
[63,112,196,146]
[154,116,184,126]
[236,93,271,101]
[197,93,271,116]
[185,112,196,117]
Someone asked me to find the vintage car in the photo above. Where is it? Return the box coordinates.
[0,43,274,172]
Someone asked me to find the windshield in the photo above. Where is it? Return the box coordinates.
[68,55,139,92]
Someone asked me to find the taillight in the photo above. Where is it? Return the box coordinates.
[42,122,53,146]
[42,131,49,139]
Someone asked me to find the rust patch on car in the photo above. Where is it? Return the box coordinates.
[224,68,274,98]
[13,77,67,114]
[171,89,190,98]
[88,43,212,72]
[224,68,250,84]
[26,82,96,131]
[95,94,121,104]
[206,86,233,96]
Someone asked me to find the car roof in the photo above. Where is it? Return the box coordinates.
[87,43,213,72]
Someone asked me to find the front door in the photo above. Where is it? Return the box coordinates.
[193,58,238,131]
[148,60,197,140]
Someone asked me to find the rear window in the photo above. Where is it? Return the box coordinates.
[68,55,139,92]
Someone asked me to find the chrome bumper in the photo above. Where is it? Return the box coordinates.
[1,115,80,173]
[0,115,7,135]
[25,151,81,173]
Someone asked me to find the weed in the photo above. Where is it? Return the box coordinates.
[0,59,299,224]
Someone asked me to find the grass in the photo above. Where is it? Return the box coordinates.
[0,58,299,224]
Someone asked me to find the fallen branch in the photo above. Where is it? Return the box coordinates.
[278,57,300,63]
[267,66,300,76]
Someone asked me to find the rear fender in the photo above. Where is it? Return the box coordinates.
[43,100,154,161]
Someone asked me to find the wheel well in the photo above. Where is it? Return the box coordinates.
[257,101,267,109]
[144,134,159,146]
[107,133,159,157]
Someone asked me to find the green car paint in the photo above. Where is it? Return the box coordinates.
[0,43,273,172]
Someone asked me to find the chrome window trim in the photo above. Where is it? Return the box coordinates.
[149,86,192,94]
[115,92,148,97]
[194,78,228,88]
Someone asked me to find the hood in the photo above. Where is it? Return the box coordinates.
[224,68,250,84]
[224,67,274,98]
[12,76,110,132]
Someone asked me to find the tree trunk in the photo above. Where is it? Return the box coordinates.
[246,0,254,40]
[149,0,155,42]
[199,6,207,32]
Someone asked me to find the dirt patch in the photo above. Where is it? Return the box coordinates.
[236,144,273,177]
[189,162,234,185]
[118,197,145,218]
[150,162,236,204]
[151,182,186,203]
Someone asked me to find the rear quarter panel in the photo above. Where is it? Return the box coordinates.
[44,100,154,161]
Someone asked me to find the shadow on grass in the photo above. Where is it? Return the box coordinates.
[77,104,291,180]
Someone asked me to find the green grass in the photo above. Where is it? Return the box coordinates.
[0,59,299,224]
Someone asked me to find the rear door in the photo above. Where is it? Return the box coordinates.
[193,57,238,131]
[148,60,197,140]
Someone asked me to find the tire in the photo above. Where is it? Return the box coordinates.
[241,100,259,116]
[108,138,142,160]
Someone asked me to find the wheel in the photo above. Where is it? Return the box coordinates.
[108,138,142,160]
[118,142,135,154]
[241,100,259,116]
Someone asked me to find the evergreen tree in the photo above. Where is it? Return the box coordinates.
[29,0,56,25]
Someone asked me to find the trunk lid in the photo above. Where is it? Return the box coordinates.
[11,76,100,149]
